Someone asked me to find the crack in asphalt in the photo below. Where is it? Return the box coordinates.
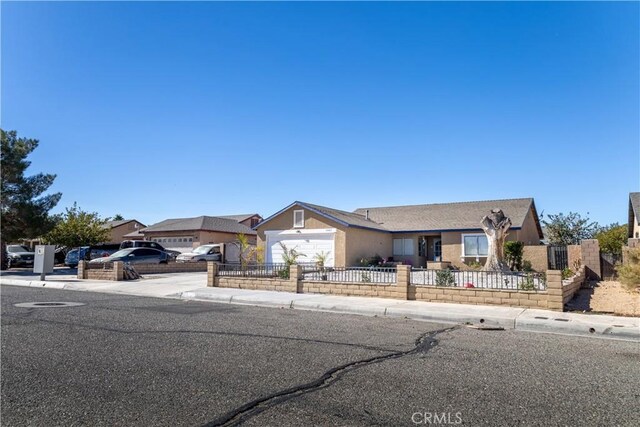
[201,326,458,427]
[0,314,406,353]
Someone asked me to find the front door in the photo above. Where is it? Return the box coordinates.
[433,238,442,261]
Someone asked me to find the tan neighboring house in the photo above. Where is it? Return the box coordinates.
[140,214,261,251]
[628,192,640,239]
[255,198,543,268]
[103,220,146,244]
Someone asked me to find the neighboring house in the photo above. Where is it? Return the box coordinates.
[217,214,263,229]
[255,198,543,268]
[628,192,640,239]
[103,220,146,244]
[140,215,260,251]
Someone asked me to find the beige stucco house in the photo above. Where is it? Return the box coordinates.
[103,219,146,244]
[255,199,543,268]
[140,214,261,251]
[628,192,640,239]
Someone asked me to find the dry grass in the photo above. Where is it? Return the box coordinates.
[589,281,640,317]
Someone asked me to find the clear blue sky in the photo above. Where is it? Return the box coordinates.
[2,1,639,226]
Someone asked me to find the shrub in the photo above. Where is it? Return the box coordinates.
[504,241,524,271]
[467,261,482,270]
[617,248,640,291]
[522,260,534,272]
[519,274,536,291]
[561,268,574,280]
[435,269,456,287]
[361,272,372,283]
[359,254,383,267]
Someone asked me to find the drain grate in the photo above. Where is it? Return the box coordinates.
[14,302,85,308]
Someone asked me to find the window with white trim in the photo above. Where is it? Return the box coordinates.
[462,234,488,257]
[393,238,414,256]
[293,210,304,228]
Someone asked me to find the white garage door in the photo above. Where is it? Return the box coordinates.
[266,230,335,267]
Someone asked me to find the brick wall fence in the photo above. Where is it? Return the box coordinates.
[522,245,582,272]
[78,260,207,280]
[207,263,581,311]
[580,239,601,280]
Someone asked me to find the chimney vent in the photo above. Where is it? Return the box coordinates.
[365,209,369,220]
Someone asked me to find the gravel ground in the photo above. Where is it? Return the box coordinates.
[568,281,640,316]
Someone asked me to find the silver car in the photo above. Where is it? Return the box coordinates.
[88,248,169,265]
[176,244,222,263]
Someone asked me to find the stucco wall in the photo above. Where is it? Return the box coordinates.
[518,209,543,245]
[344,227,392,266]
[109,221,145,243]
[522,245,547,272]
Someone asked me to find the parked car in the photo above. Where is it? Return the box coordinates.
[119,240,181,259]
[176,244,222,263]
[88,248,170,265]
[65,249,80,268]
[5,245,35,268]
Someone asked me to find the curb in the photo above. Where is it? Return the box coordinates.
[3,279,639,342]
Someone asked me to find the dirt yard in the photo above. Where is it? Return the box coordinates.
[575,281,640,317]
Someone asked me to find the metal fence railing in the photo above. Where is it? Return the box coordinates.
[301,266,396,284]
[217,263,289,278]
[410,268,546,291]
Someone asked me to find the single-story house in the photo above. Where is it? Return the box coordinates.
[628,192,640,239]
[140,214,261,251]
[255,198,543,268]
[103,219,146,244]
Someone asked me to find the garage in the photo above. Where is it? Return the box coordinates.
[265,229,335,267]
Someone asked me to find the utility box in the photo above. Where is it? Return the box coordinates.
[33,245,56,275]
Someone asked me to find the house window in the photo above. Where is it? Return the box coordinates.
[393,239,414,256]
[462,234,488,257]
[293,210,304,228]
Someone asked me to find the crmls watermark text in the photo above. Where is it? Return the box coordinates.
[411,412,463,425]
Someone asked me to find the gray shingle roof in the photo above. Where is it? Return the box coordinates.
[142,216,256,235]
[217,214,259,222]
[628,192,640,237]
[299,202,389,231]
[103,219,142,229]
[353,198,541,234]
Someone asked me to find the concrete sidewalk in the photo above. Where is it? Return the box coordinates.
[1,273,638,341]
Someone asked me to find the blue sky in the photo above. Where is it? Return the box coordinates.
[2,1,638,226]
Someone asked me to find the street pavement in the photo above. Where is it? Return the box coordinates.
[2,285,639,426]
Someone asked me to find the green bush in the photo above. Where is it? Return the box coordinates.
[435,269,456,287]
[519,274,536,291]
[361,272,372,283]
[561,268,574,280]
[617,248,640,291]
[522,260,534,272]
[504,241,524,271]
[467,261,482,270]
[359,255,383,267]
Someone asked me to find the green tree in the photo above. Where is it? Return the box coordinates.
[111,214,125,221]
[44,203,110,248]
[1,130,61,268]
[542,212,600,245]
[595,223,627,255]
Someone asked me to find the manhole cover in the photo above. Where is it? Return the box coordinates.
[14,302,85,308]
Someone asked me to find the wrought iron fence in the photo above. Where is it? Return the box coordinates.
[301,265,396,284]
[410,268,546,291]
[547,245,568,270]
[217,263,289,278]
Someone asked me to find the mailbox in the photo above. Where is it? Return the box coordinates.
[33,245,56,275]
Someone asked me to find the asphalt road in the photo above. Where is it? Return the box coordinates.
[2,285,639,426]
